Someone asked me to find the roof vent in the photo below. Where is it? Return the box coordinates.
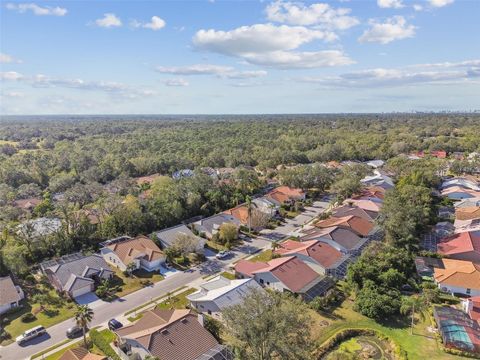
[181,318,188,324]
[161,329,169,335]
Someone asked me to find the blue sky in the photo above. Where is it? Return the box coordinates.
[1,0,479,114]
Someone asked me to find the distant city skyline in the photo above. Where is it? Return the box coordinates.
[1,0,479,114]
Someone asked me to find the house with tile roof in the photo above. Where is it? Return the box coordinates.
[455,198,480,209]
[442,186,480,201]
[114,309,232,360]
[456,207,480,221]
[187,275,264,318]
[454,218,480,233]
[192,213,241,239]
[332,204,376,222]
[100,235,165,272]
[0,275,24,315]
[300,226,369,256]
[154,224,205,254]
[463,296,480,324]
[58,347,106,360]
[343,199,381,219]
[274,239,351,279]
[40,253,113,298]
[441,178,480,192]
[314,215,374,237]
[360,170,394,190]
[223,205,250,226]
[265,186,305,206]
[234,256,334,301]
[437,231,480,263]
[434,258,480,297]
[352,186,386,200]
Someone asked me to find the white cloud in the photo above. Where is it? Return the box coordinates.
[5,3,67,16]
[265,1,359,30]
[193,24,336,56]
[156,64,269,79]
[131,16,166,30]
[296,59,480,88]
[359,16,416,44]
[0,71,23,81]
[192,23,352,69]
[0,53,22,64]
[164,78,189,87]
[2,91,25,98]
[242,50,354,69]
[413,4,423,11]
[156,64,234,76]
[377,0,404,9]
[428,0,454,7]
[95,13,122,28]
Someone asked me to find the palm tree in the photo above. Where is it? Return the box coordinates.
[400,295,425,335]
[245,195,257,233]
[74,305,94,348]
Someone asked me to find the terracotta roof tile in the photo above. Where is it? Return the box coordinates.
[108,235,164,264]
[315,215,374,237]
[438,231,480,258]
[223,205,249,225]
[434,258,480,290]
[275,240,343,268]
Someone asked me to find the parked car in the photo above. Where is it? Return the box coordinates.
[66,325,86,338]
[16,325,47,344]
[108,318,123,331]
[215,250,232,259]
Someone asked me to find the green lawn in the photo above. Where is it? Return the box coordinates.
[312,298,460,360]
[42,341,83,360]
[0,287,76,345]
[220,271,236,280]
[110,267,164,298]
[156,288,196,310]
[249,249,273,262]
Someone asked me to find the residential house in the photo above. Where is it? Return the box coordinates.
[342,199,381,219]
[265,186,306,206]
[438,206,455,220]
[235,256,334,301]
[274,239,351,279]
[192,214,241,239]
[154,224,205,254]
[441,186,480,201]
[451,152,465,160]
[100,235,166,272]
[365,160,385,169]
[352,186,386,200]
[187,276,264,318]
[360,170,394,190]
[437,231,480,263]
[0,275,24,315]
[58,347,106,360]
[332,204,376,222]
[414,256,444,278]
[456,207,480,221]
[215,167,236,179]
[314,215,374,237]
[40,253,113,298]
[223,205,256,228]
[17,217,62,239]
[433,221,456,238]
[441,178,480,192]
[13,197,42,212]
[433,258,480,296]
[454,218,480,233]
[463,296,480,324]
[455,198,480,209]
[252,197,279,217]
[433,306,480,353]
[301,226,369,256]
[172,169,194,180]
[114,309,232,360]
[431,150,448,159]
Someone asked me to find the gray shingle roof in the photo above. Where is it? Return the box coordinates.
[0,276,22,306]
[154,224,199,248]
[194,214,240,237]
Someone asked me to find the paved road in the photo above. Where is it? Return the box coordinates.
[0,237,271,360]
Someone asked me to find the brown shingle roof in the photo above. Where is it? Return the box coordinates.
[58,347,106,360]
[275,239,343,268]
[456,207,480,221]
[332,205,375,222]
[107,235,164,265]
[315,215,374,237]
[434,258,480,290]
[116,309,219,360]
[0,275,22,306]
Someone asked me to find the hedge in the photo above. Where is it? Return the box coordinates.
[89,329,121,360]
[313,328,408,360]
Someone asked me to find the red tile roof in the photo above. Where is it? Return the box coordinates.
[315,215,374,237]
[107,235,164,264]
[434,259,480,290]
[223,205,249,225]
[438,231,480,259]
[275,239,343,268]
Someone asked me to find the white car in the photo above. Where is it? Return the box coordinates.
[215,250,232,259]
[16,325,47,344]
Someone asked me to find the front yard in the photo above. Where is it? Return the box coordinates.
[249,249,273,262]
[0,284,76,345]
[108,267,164,299]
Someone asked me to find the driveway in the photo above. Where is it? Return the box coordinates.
[74,293,107,308]
[0,235,271,360]
[260,200,329,241]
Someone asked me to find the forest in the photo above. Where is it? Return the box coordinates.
[0,113,479,276]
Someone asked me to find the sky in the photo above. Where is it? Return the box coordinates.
[1,0,479,114]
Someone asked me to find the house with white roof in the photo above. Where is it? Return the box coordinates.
[252,197,279,217]
[360,170,394,190]
[441,178,480,191]
[187,275,264,318]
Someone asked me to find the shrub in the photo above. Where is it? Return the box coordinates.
[89,329,121,360]
[21,313,37,323]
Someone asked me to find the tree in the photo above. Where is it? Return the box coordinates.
[354,280,401,320]
[222,289,312,360]
[74,305,94,348]
[126,262,137,276]
[218,222,238,245]
[245,195,256,233]
[400,295,426,334]
[172,233,200,256]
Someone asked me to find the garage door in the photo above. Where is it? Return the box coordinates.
[72,284,93,298]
